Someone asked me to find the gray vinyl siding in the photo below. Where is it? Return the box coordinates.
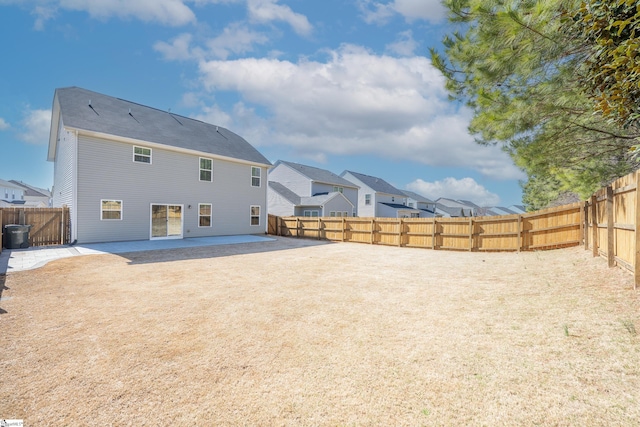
[52,121,78,240]
[75,135,267,243]
[322,195,353,216]
[310,182,358,211]
[268,164,311,196]
[267,187,296,216]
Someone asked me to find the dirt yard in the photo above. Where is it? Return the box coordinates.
[1,237,639,426]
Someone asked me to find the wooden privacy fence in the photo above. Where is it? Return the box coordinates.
[268,202,583,253]
[0,207,70,249]
[584,170,640,289]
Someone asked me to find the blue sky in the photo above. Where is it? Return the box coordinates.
[0,0,526,206]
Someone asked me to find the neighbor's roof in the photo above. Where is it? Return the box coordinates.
[342,171,404,195]
[402,190,435,204]
[379,202,420,211]
[0,179,24,190]
[49,87,270,166]
[274,160,358,188]
[9,180,50,197]
[268,181,301,205]
[300,192,345,206]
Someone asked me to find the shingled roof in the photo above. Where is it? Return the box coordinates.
[274,161,358,188]
[342,171,404,195]
[48,87,270,166]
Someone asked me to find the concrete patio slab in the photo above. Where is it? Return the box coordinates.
[0,235,275,274]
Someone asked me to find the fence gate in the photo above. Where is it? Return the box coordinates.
[0,207,70,248]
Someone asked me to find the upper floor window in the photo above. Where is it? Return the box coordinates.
[133,146,151,164]
[333,186,344,193]
[251,166,261,187]
[365,194,371,205]
[12,190,15,200]
[101,200,122,220]
[304,210,319,217]
[200,158,213,182]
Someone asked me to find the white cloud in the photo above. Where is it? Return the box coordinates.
[360,0,446,24]
[385,30,418,57]
[205,22,269,59]
[6,0,196,28]
[154,33,197,61]
[19,108,51,145]
[407,177,501,206]
[247,0,312,36]
[196,45,523,179]
[0,118,10,131]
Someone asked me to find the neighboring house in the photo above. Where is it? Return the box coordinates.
[47,86,271,244]
[268,160,357,217]
[435,198,476,217]
[9,180,51,207]
[508,205,527,214]
[0,179,25,204]
[401,190,442,218]
[341,171,420,218]
[268,182,354,218]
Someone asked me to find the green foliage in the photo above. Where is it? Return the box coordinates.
[572,0,640,129]
[432,0,639,209]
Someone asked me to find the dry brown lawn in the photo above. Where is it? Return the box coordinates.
[1,237,639,426]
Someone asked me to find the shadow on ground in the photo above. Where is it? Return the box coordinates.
[119,237,333,266]
[0,274,8,314]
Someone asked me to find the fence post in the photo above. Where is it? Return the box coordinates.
[370,219,374,244]
[398,218,403,247]
[317,217,321,240]
[432,218,437,250]
[468,218,474,251]
[583,201,589,250]
[342,217,345,242]
[517,215,522,252]
[635,173,640,290]
[591,195,598,257]
[296,217,300,238]
[606,186,615,267]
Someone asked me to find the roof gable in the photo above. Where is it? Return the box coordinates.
[50,87,270,166]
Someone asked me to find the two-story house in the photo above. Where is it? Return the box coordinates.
[340,171,419,218]
[47,87,271,244]
[268,160,357,217]
[9,180,51,207]
[401,190,443,217]
[0,179,25,206]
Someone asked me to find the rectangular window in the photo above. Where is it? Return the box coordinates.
[305,210,319,217]
[365,194,371,205]
[199,203,212,227]
[250,205,261,226]
[133,146,151,163]
[343,211,348,217]
[251,166,261,187]
[333,186,344,193]
[12,190,15,200]
[200,158,213,182]
[101,200,122,220]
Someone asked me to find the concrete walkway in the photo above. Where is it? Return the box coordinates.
[0,235,275,274]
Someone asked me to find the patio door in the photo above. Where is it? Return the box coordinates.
[151,204,183,239]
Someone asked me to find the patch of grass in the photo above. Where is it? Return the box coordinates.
[622,320,637,336]
[563,324,569,336]
[421,408,430,416]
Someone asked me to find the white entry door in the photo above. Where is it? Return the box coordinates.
[151,204,183,239]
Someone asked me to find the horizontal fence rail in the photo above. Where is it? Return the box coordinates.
[268,202,583,253]
[1,207,70,249]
